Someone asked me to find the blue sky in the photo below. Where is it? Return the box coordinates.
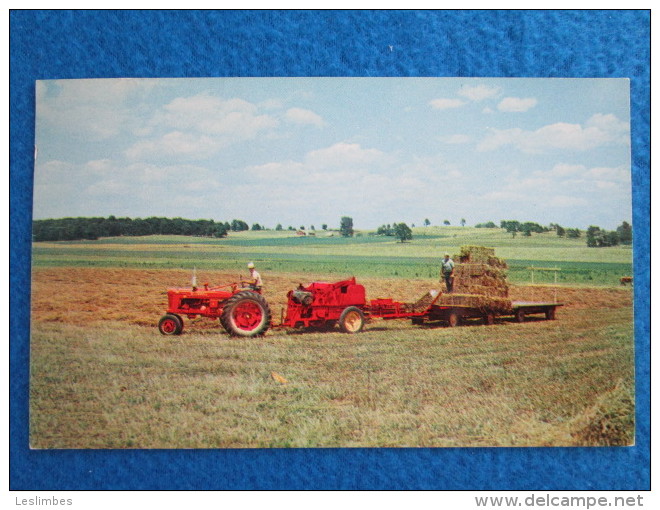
[33,77,631,230]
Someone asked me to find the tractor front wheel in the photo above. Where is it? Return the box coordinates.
[220,291,272,337]
[159,314,183,335]
[339,306,365,334]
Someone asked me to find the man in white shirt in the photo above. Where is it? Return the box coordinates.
[247,262,263,291]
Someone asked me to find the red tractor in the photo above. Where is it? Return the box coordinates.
[158,281,271,337]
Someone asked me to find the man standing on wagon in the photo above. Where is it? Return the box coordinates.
[441,252,454,293]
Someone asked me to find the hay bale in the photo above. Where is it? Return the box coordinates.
[408,290,439,312]
[443,246,512,303]
[452,284,508,298]
[458,246,496,263]
[436,293,512,313]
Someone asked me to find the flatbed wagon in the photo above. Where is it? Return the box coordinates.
[510,301,562,322]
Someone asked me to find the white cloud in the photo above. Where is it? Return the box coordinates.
[158,94,279,138]
[478,114,629,153]
[125,131,223,160]
[36,79,153,141]
[305,142,388,169]
[285,107,324,127]
[429,98,466,110]
[497,97,538,112]
[458,84,500,102]
[586,165,630,182]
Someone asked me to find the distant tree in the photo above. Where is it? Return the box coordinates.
[339,216,354,237]
[501,220,522,233]
[276,223,283,231]
[443,220,450,226]
[376,224,394,236]
[288,226,294,231]
[231,219,249,231]
[393,222,413,243]
[521,222,546,235]
[299,225,305,230]
[310,225,315,231]
[251,223,262,231]
[586,226,601,247]
[475,221,497,228]
[556,225,566,237]
[424,218,431,227]
[617,221,633,245]
[411,223,415,228]
[566,228,581,239]
[461,218,466,227]
[322,224,328,230]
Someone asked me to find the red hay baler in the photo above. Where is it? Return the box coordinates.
[282,277,369,333]
[158,282,271,337]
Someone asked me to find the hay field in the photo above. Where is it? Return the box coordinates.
[29,264,634,448]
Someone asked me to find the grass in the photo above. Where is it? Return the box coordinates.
[30,303,633,448]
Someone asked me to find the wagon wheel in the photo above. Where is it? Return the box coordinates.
[448,311,460,327]
[339,306,365,334]
[545,307,556,320]
[220,291,272,337]
[483,313,495,326]
[158,313,183,335]
[515,309,526,323]
[411,316,425,326]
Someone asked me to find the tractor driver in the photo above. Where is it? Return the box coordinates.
[441,252,454,293]
[247,262,263,292]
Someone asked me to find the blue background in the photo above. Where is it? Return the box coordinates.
[10,10,650,490]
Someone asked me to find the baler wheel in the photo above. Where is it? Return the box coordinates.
[339,306,365,334]
[159,314,183,335]
[220,291,272,337]
[484,313,495,326]
[448,311,460,328]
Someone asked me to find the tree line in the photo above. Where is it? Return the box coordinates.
[32,215,633,248]
[32,216,240,241]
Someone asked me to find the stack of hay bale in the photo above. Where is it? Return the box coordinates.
[436,246,513,313]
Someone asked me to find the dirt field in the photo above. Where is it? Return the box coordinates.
[31,267,632,330]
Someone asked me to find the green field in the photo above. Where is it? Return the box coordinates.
[32,227,633,286]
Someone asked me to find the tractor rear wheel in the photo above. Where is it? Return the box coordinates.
[339,306,365,334]
[220,291,272,337]
[159,314,183,335]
